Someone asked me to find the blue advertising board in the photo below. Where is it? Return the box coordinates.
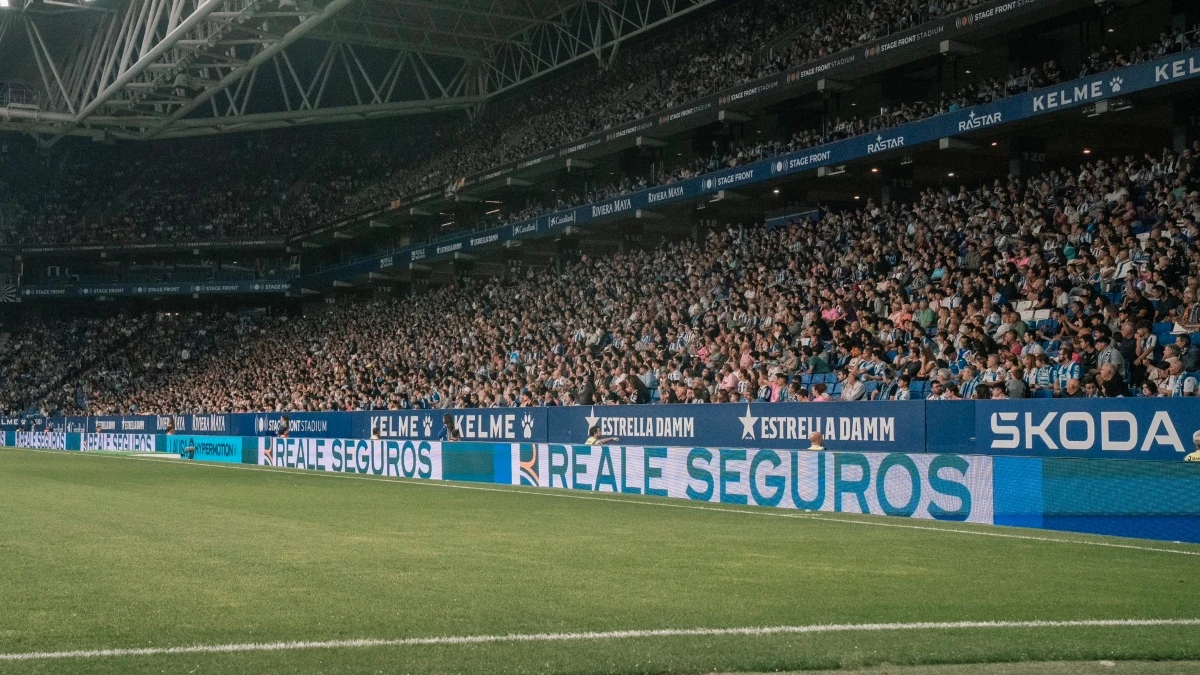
[546,401,927,452]
[10,399,1200,461]
[163,435,251,463]
[19,280,291,300]
[350,409,547,443]
[974,399,1200,462]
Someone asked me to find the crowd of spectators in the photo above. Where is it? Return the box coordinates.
[6,139,1200,417]
[0,314,149,415]
[9,0,1191,248]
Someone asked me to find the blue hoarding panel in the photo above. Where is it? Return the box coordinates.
[163,435,246,463]
[992,456,1044,530]
[974,399,1200,462]
[546,401,926,452]
[926,401,975,455]
[351,409,546,443]
[12,399,1200,462]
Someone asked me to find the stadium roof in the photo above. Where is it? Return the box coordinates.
[0,0,718,141]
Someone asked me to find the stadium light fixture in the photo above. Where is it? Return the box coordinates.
[948,172,955,177]
[854,195,861,201]
[870,168,879,173]
[991,141,998,147]
[773,189,780,194]
[0,0,9,9]
[486,209,500,215]
[1083,148,1092,155]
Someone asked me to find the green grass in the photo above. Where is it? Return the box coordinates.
[1,447,1198,674]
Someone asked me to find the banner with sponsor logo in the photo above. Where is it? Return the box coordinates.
[512,445,992,524]
[81,433,157,452]
[22,399,1200,462]
[164,435,254,463]
[248,412,351,438]
[351,409,545,443]
[12,431,68,450]
[975,399,1200,462]
[546,402,925,452]
[20,281,291,300]
[6,237,287,255]
[258,437,441,479]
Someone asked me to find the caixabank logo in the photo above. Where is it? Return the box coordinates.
[518,444,540,486]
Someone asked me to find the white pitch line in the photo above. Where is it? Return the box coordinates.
[8,447,1200,557]
[2,618,1198,662]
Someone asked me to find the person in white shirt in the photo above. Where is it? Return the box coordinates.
[840,371,866,401]
[1185,430,1200,462]
[981,354,1007,383]
[808,432,827,451]
[1160,361,1197,397]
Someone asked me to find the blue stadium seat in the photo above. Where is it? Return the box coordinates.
[1033,390,1054,399]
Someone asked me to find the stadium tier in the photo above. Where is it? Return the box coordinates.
[2,141,1199,417]
[3,0,1200,671]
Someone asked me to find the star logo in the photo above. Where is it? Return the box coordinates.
[875,135,883,143]
[738,404,759,440]
[585,406,600,430]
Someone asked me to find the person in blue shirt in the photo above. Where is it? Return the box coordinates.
[439,414,460,441]
[1052,352,1081,394]
[959,366,981,399]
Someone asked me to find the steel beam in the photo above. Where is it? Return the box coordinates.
[149,0,377,138]
[74,0,228,123]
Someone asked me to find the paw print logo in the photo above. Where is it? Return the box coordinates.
[520,414,534,439]
[1109,76,1123,93]
[422,416,433,437]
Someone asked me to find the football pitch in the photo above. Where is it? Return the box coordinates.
[1,447,1199,675]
